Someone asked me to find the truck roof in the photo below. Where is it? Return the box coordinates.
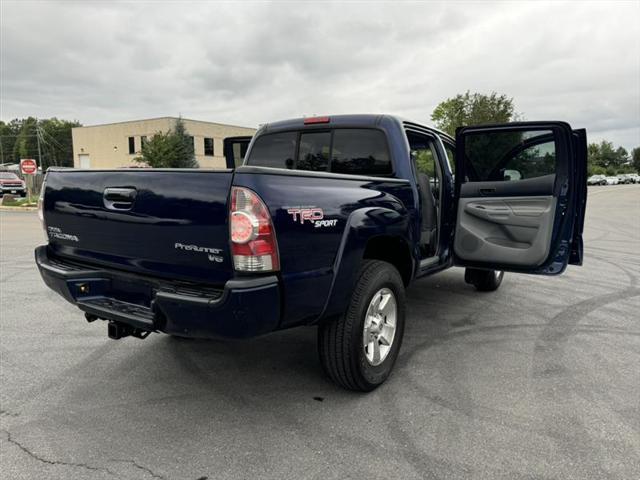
[258,114,454,143]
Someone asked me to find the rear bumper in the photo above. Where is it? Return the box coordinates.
[35,245,281,338]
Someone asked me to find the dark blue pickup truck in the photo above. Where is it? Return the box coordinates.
[36,115,587,391]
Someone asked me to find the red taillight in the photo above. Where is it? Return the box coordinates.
[230,187,279,272]
[304,116,330,125]
[230,211,256,244]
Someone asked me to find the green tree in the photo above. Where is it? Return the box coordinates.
[587,140,629,175]
[615,146,628,161]
[587,142,602,176]
[431,91,517,137]
[632,147,640,173]
[38,118,81,168]
[1,117,79,168]
[11,117,39,164]
[135,117,198,168]
[597,141,619,169]
[587,141,635,175]
[0,121,16,164]
[615,147,629,170]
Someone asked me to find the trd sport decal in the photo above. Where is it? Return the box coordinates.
[286,207,338,228]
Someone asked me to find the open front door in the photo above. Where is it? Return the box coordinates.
[454,122,587,275]
[223,136,252,169]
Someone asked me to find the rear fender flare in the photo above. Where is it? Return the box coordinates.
[317,206,414,322]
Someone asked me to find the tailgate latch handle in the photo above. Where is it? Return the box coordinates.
[104,187,137,210]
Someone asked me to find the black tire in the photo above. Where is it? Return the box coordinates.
[465,268,504,292]
[318,260,406,392]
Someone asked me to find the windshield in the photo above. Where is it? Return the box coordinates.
[0,172,19,179]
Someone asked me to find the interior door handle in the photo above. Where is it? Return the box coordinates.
[479,188,496,195]
[104,187,137,210]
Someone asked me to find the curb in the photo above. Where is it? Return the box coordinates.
[0,206,38,212]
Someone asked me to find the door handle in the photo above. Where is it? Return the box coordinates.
[479,188,496,195]
[104,187,137,210]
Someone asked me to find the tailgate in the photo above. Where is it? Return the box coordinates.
[43,169,234,285]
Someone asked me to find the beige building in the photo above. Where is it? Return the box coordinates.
[72,117,255,169]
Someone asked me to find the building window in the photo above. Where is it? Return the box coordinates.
[204,137,214,156]
[128,136,135,154]
[141,136,147,149]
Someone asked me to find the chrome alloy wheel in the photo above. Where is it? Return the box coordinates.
[362,287,397,366]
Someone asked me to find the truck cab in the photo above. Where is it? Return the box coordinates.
[36,114,587,391]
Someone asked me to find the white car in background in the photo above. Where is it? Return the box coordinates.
[605,176,619,185]
[616,174,633,184]
[628,174,640,183]
[587,174,607,185]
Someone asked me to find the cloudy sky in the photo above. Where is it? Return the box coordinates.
[1,1,639,149]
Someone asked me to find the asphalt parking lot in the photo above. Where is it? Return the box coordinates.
[1,185,639,480]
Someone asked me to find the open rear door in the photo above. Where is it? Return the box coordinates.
[223,136,252,169]
[454,122,587,275]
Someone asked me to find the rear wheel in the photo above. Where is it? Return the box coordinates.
[318,260,405,391]
[465,268,504,292]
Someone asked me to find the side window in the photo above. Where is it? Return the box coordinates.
[442,141,455,173]
[412,142,437,178]
[298,131,330,171]
[247,132,297,169]
[231,142,248,167]
[503,140,555,181]
[464,130,556,182]
[331,129,391,176]
[407,132,441,198]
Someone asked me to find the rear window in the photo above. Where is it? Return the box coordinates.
[247,131,297,169]
[298,131,330,172]
[331,130,391,175]
[247,128,391,176]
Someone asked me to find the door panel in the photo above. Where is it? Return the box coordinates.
[454,122,586,275]
[455,196,555,266]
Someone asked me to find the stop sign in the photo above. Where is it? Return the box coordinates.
[20,159,38,175]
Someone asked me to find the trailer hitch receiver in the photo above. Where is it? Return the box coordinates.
[107,321,152,340]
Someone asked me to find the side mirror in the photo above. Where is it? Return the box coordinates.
[504,169,522,181]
